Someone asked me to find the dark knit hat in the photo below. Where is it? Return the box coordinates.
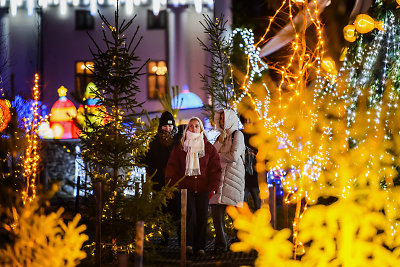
[159,111,175,127]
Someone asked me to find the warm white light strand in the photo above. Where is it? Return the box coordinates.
[7,0,212,16]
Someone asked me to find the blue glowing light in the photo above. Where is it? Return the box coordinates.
[172,85,203,109]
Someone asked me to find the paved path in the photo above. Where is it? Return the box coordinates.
[146,238,257,267]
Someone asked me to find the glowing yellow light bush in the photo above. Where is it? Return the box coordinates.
[299,189,400,267]
[229,1,400,265]
[229,115,400,265]
[0,200,88,267]
[227,203,298,267]
[232,85,400,265]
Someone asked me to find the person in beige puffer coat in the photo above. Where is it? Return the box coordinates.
[209,109,245,252]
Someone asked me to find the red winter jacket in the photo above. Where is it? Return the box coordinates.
[165,137,222,193]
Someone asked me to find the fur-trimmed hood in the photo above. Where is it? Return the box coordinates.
[214,109,239,135]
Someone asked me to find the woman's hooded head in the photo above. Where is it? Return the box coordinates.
[214,109,239,134]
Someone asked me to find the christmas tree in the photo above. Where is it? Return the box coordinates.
[80,4,173,262]
[198,14,236,123]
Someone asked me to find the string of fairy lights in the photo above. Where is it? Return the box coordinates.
[229,0,327,256]
[231,28,270,118]
[223,0,400,256]
[338,2,400,238]
[5,0,213,17]
[7,0,400,257]
[21,74,47,204]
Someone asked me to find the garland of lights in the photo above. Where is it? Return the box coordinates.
[22,74,49,205]
[327,0,400,237]
[231,28,270,119]
[230,0,327,257]
[5,0,213,16]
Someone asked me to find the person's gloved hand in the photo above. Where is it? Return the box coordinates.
[208,190,216,199]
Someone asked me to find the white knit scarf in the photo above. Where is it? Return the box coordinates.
[183,131,205,176]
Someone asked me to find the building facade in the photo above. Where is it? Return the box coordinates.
[0,0,231,115]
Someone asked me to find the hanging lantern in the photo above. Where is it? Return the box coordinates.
[50,86,79,139]
[343,25,357,42]
[321,57,337,76]
[0,99,11,132]
[397,0,400,8]
[354,14,384,34]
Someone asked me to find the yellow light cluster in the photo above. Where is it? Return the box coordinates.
[229,1,400,265]
[22,73,41,205]
[233,0,330,257]
[343,14,384,42]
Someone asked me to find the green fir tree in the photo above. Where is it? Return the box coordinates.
[80,5,174,261]
[198,14,236,124]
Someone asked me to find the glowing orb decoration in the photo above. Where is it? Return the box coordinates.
[343,25,357,42]
[354,14,384,34]
[171,85,203,109]
[321,57,337,76]
[37,122,54,139]
[51,123,64,139]
[0,99,11,132]
[50,86,79,139]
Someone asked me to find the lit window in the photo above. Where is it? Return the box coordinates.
[147,60,167,99]
[75,61,94,100]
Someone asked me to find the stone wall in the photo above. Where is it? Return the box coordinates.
[42,139,80,197]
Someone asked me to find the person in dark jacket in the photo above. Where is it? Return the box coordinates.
[239,115,261,211]
[165,117,222,256]
[143,111,181,244]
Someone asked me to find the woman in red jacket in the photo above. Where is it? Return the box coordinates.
[165,117,222,256]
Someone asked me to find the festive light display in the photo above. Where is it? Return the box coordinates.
[4,0,213,16]
[22,74,43,205]
[354,13,384,34]
[321,57,338,76]
[231,28,270,118]
[232,0,326,256]
[171,84,203,109]
[77,82,107,133]
[50,86,79,139]
[343,25,357,42]
[0,98,11,132]
[343,14,384,43]
[0,197,88,265]
[228,0,400,265]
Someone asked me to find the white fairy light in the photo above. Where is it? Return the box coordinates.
[59,0,67,15]
[27,0,34,16]
[90,0,97,15]
[4,0,212,17]
[152,0,160,16]
[125,0,134,15]
[10,0,17,16]
[194,0,202,13]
